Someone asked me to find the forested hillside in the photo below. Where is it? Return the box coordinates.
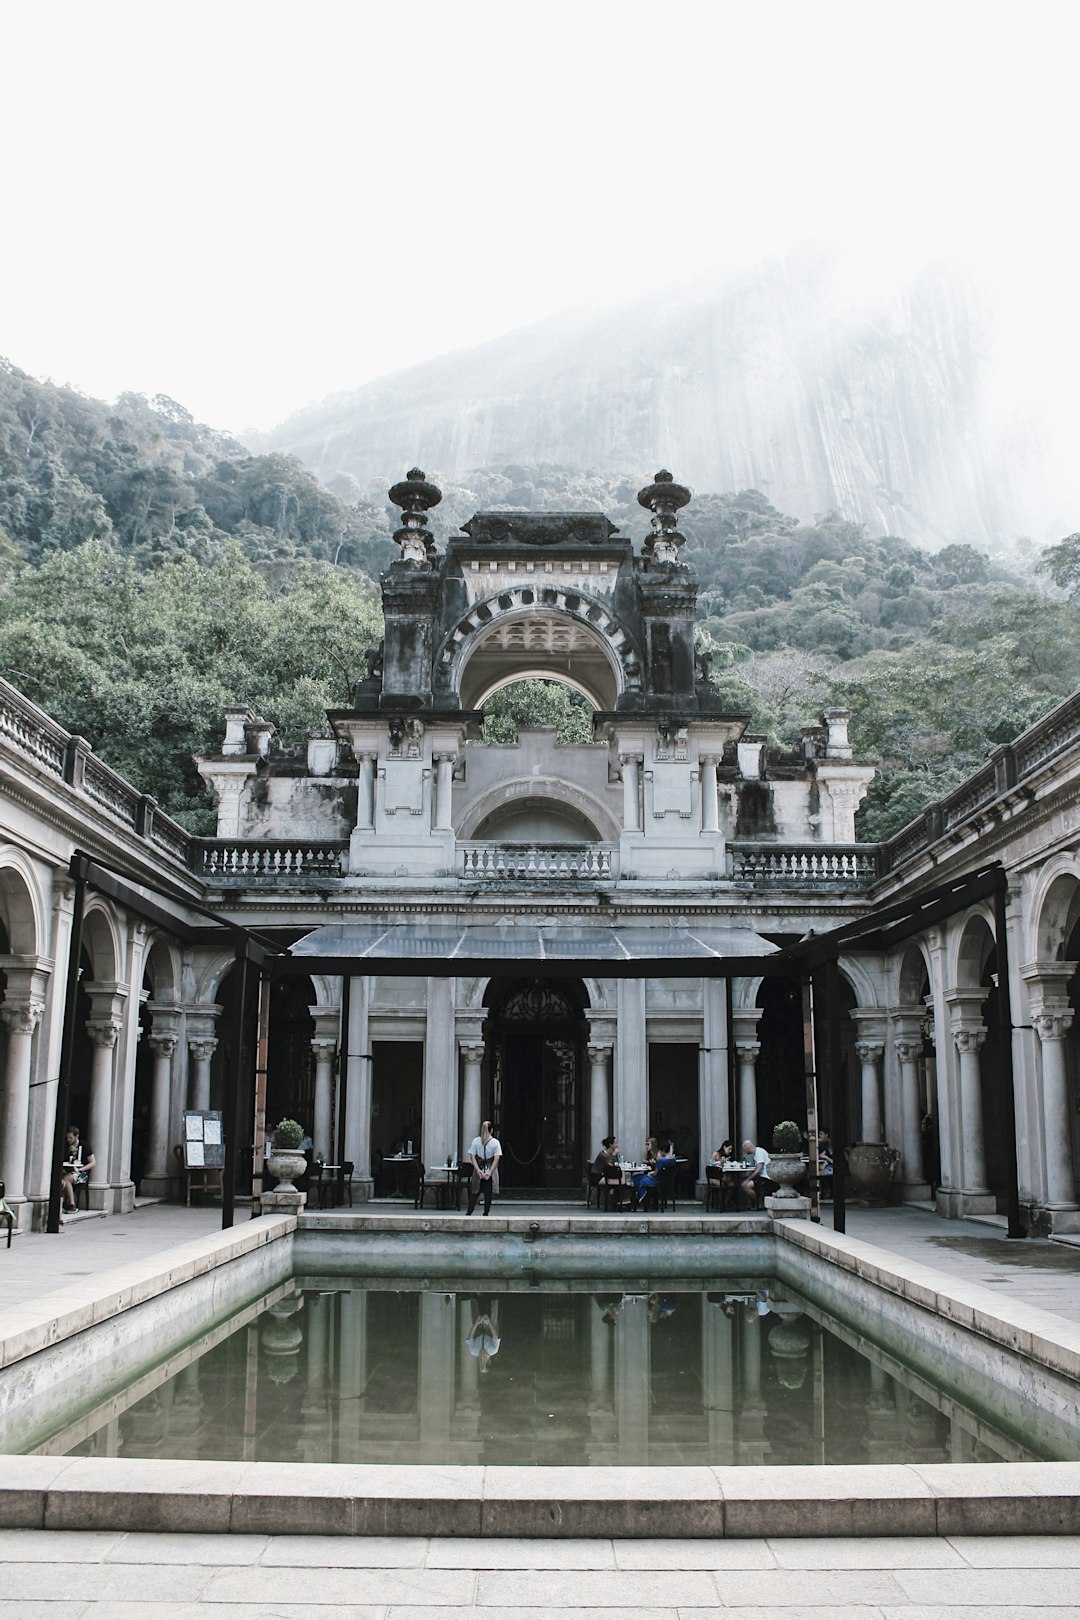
[1,362,1077,840]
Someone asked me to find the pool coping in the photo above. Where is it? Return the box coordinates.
[2,1211,1080,1538]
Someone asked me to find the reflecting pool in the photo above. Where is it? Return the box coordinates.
[29,1275,1059,1468]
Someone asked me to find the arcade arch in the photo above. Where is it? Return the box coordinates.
[450,600,633,712]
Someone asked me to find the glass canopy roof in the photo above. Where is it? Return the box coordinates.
[283,921,781,977]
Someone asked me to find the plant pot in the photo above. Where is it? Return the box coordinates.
[766,1152,806,1200]
[846,1141,900,1203]
[267,1150,307,1192]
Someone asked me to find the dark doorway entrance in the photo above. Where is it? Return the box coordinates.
[486,979,586,1189]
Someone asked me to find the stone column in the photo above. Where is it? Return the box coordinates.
[735,1042,760,1146]
[947,990,990,1198]
[1032,1008,1077,1211]
[86,1012,123,1198]
[422,976,456,1166]
[356,753,376,830]
[344,976,372,1183]
[188,1038,217,1112]
[700,756,720,834]
[145,1031,178,1186]
[0,992,45,1207]
[731,1005,762,1148]
[620,754,642,834]
[854,1041,885,1143]
[460,1042,484,1151]
[700,979,730,1180]
[311,1036,337,1159]
[893,1025,929,1199]
[433,753,456,831]
[614,980,647,1156]
[587,1042,612,1156]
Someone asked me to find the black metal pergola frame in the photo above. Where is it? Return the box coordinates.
[52,851,1022,1238]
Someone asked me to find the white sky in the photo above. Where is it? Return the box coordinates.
[2,0,1079,443]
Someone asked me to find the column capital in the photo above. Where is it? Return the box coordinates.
[87,1017,122,1050]
[894,1038,920,1064]
[188,1037,218,1062]
[619,751,644,768]
[0,997,44,1035]
[854,1040,885,1063]
[953,1026,987,1056]
[1033,1007,1075,1044]
[460,1042,485,1064]
[587,1041,613,1065]
[311,1037,338,1061]
[735,1040,761,1062]
[147,1031,178,1058]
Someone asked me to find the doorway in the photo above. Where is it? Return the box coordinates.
[485,978,587,1189]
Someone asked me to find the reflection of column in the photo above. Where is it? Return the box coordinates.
[620,754,642,834]
[702,1300,734,1462]
[311,1037,337,1158]
[952,1023,988,1194]
[86,1005,124,1193]
[0,994,44,1202]
[587,1042,612,1155]
[855,1041,884,1143]
[894,1033,925,1194]
[700,757,719,834]
[188,1038,217,1111]
[145,1031,178,1182]
[433,753,456,831]
[614,1299,649,1463]
[460,1042,484,1148]
[736,1043,760,1145]
[420,1291,455,1463]
[1033,1008,1077,1209]
[356,753,376,830]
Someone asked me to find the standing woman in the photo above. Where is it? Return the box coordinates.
[467,1120,502,1216]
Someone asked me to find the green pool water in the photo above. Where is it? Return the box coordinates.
[45,1277,1042,1468]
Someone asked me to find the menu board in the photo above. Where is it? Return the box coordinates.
[183,1110,225,1169]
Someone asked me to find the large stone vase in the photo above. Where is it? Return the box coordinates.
[267,1149,307,1193]
[766,1153,806,1200]
[846,1142,900,1204]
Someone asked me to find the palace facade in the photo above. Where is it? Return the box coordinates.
[1,471,1078,1233]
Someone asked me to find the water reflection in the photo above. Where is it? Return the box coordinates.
[50,1279,1048,1468]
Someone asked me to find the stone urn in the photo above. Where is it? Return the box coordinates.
[266,1149,307,1192]
[846,1142,900,1204]
[767,1154,806,1200]
[768,1310,811,1388]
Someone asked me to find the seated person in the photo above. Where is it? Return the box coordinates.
[636,1136,675,1205]
[593,1135,626,1182]
[60,1125,94,1213]
[709,1139,735,1166]
[740,1138,774,1207]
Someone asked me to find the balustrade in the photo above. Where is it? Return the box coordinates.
[728,844,877,888]
[191,839,347,882]
[459,843,617,882]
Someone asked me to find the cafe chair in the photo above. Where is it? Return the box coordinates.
[705,1165,725,1211]
[308,1163,335,1210]
[340,1161,354,1207]
[0,1181,13,1248]
[415,1164,443,1210]
[586,1165,604,1208]
[452,1163,472,1209]
[657,1159,677,1212]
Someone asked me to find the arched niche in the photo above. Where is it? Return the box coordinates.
[458,777,619,842]
[0,857,45,957]
[1034,871,1080,962]
[448,600,632,712]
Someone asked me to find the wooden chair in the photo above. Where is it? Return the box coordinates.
[705,1165,724,1211]
[340,1161,354,1207]
[0,1181,13,1248]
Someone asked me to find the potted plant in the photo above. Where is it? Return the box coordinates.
[768,1120,806,1200]
[267,1118,307,1192]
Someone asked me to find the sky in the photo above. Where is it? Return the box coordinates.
[2,0,1079,443]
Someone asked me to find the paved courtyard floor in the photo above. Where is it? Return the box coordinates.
[4,1198,1080,1614]
[1,1526,1079,1617]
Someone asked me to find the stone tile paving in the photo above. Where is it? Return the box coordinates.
[0,1530,1079,1615]
[842,1207,1080,1327]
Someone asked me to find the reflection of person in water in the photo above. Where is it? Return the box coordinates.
[465,1298,501,1372]
[647,1293,677,1324]
[595,1293,624,1326]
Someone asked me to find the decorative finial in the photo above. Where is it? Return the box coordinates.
[637,469,691,564]
[388,467,442,565]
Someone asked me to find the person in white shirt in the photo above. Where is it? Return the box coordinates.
[740,1138,772,1207]
[467,1120,502,1215]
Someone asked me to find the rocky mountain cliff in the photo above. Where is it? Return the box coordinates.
[256,255,1048,551]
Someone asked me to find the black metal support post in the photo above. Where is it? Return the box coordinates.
[222,944,255,1231]
[336,974,351,1175]
[993,877,1025,1238]
[47,854,89,1233]
[824,956,847,1235]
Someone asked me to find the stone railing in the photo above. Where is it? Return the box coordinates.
[459,843,619,882]
[729,844,878,888]
[191,840,348,883]
[0,676,191,867]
